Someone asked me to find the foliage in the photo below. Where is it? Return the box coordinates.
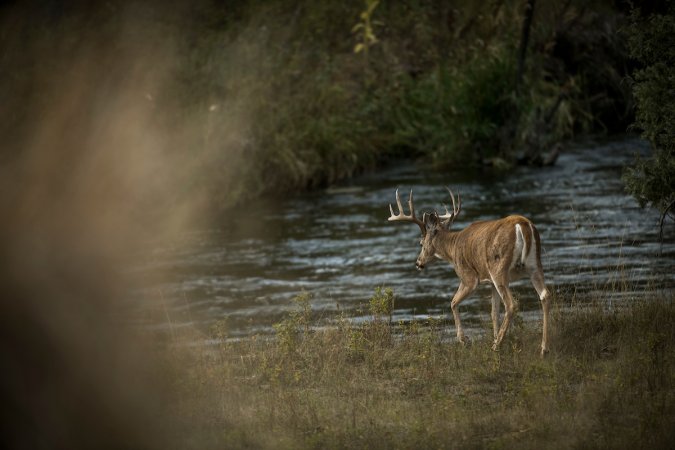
[352,0,380,56]
[273,291,312,353]
[156,0,640,203]
[2,0,638,212]
[623,5,675,237]
[393,48,519,166]
[369,286,394,322]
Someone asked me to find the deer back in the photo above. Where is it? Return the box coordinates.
[449,215,538,281]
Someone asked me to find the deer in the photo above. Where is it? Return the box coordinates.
[388,188,551,356]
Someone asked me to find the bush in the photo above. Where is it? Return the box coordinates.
[2,1,640,212]
[393,48,518,166]
[623,6,675,238]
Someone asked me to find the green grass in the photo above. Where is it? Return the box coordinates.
[160,290,675,449]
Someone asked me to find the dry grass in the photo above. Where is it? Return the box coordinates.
[158,290,675,449]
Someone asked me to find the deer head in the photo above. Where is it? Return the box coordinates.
[388,188,461,270]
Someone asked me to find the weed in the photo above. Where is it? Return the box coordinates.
[272,291,313,355]
[369,286,394,323]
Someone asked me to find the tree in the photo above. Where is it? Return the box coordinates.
[623,4,675,241]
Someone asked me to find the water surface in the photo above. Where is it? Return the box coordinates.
[130,138,675,336]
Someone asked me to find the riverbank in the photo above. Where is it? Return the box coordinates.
[158,290,675,449]
[3,1,635,212]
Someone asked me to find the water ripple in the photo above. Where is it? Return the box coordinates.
[130,138,675,336]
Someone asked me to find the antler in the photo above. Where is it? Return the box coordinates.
[439,187,461,227]
[388,188,426,235]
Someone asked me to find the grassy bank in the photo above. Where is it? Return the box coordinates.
[160,291,675,449]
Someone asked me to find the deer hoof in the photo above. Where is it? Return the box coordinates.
[491,342,500,352]
[540,347,550,358]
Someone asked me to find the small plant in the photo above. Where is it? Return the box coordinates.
[352,0,381,84]
[293,290,312,334]
[273,316,299,355]
[347,328,367,360]
[365,286,395,348]
[273,291,313,354]
[352,0,380,56]
[208,318,229,343]
[369,286,394,324]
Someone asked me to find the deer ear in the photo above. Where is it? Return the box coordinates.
[423,212,437,230]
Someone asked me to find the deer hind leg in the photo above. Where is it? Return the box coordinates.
[490,286,501,340]
[450,278,478,344]
[491,280,516,351]
[530,269,550,356]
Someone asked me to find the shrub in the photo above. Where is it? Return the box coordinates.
[623,6,675,238]
[393,46,518,167]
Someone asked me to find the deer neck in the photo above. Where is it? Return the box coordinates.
[433,229,460,263]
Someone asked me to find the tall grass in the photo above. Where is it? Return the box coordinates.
[3,0,634,212]
[393,48,519,166]
[160,288,675,449]
[160,0,634,208]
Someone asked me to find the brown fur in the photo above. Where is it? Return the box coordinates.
[416,214,551,356]
[431,215,533,279]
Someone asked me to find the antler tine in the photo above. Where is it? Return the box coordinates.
[388,188,402,218]
[387,188,426,235]
[439,186,462,226]
[396,188,405,214]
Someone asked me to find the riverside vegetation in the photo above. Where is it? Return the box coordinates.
[3,0,642,212]
[159,287,675,449]
[167,0,638,205]
[4,1,672,227]
[2,2,674,449]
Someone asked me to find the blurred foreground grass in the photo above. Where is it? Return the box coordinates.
[159,290,675,449]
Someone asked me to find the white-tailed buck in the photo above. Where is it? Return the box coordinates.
[388,188,551,356]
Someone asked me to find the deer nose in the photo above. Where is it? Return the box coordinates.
[416,261,424,270]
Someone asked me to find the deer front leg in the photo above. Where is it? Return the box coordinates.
[491,282,516,351]
[490,286,501,340]
[450,278,478,344]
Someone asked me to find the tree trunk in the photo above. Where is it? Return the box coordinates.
[515,0,536,95]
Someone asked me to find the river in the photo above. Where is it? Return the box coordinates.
[129,138,675,337]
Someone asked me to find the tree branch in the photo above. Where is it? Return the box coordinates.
[658,198,675,247]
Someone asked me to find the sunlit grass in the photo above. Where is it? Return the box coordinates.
[160,288,675,449]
